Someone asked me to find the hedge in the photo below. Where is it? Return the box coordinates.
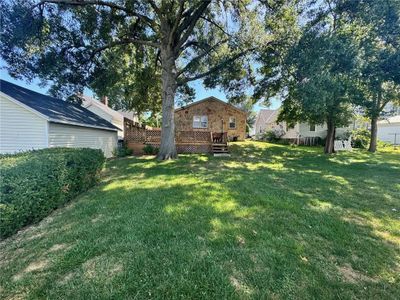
[0,148,105,239]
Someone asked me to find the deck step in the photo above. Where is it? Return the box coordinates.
[212,143,229,155]
[214,153,231,157]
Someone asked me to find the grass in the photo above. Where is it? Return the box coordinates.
[0,141,399,299]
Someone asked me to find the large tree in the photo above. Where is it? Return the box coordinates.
[256,0,362,154]
[1,0,263,159]
[281,30,358,154]
[341,0,400,152]
[256,0,357,154]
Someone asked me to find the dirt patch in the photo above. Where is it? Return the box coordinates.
[48,243,69,252]
[13,259,49,281]
[341,215,367,227]
[337,264,378,283]
[59,272,74,285]
[229,275,252,295]
[82,255,123,280]
[91,214,104,223]
[236,235,246,247]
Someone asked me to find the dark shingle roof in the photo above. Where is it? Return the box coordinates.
[0,80,118,131]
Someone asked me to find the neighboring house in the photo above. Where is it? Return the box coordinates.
[175,96,247,141]
[382,102,400,117]
[377,115,400,145]
[253,109,279,136]
[81,95,137,140]
[0,80,118,157]
[254,109,353,141]
[254,109,298,138]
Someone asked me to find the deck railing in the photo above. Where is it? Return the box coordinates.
[145,129,162,143]
[176,131,212,143]
[211,132,228,144]
[124,118,215,144]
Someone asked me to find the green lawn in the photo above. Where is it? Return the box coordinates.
[1,141,399,299]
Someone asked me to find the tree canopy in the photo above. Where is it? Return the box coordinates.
[257,0,400,153]
[3,0,398,156]
[342,0,400,152]
[257,0,361,153]
[1,0,268,159]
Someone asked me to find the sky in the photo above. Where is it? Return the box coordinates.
[0,59,280,112]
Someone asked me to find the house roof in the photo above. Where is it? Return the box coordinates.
[175,96,247,114]
[378,115,400,125]
[0,80,118,131]
[81,95,136,121]
[81,95,123,120]
[256,109,279,126]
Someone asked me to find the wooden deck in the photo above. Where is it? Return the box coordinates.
[124,118,229,154]
[211,132,229,154]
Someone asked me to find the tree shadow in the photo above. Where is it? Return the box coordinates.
[0,142,399,299]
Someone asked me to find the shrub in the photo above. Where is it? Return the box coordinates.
[377,140,392,148]
[259,128,286,142]
[143,144,159,155]
[0,148,105,238]
[113,143,133,157]
[351,128,370,149]
[275,139,291,145]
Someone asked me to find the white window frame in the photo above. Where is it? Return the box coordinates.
[309,123,316,132]
[229,117,236,129]
[193,115,208,128]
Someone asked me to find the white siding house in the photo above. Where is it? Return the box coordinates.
[377,116,400,145]
[48,124,117,158]
[0,94,48,153]
[0,80,118,158]
[254,109,353,141]
[81,95,137,140]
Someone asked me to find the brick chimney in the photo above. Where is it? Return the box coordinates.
[101,96,109,107]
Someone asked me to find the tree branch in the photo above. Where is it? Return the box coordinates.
[169,0,186,44]
[379,99,391,112]
[36,0,156,28]
[36,0,129,12]
[200,16,231,37]
[174,0,211,53]
[90,38,160,58]
[178,47,256,84]
[176,38,229,77]
[181,40,201,51]
[146,0,161,16]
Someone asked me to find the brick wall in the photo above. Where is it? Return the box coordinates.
[175,98,247,141]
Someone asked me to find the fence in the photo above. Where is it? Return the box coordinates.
[124,118,213,153]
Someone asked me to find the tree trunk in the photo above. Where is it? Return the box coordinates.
[324,118,335,154]
[157,47,178,160]
[368,116,378,153]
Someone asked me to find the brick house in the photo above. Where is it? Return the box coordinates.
[124,97,247,155]
[175,97,247,141]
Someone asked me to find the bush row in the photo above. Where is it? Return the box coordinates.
[0,148,105,239]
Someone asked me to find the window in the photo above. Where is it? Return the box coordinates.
[229,117,236,129]
[193,115,208,128]
[309,123,316,131]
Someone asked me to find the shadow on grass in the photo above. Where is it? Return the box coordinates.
[0,141,399,299]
